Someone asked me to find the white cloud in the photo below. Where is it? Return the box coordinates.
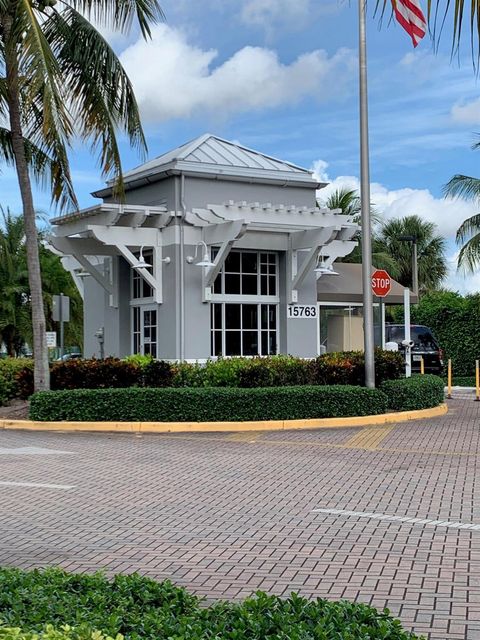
[445,250,480,294]
[451,97,480,125]
[239,0,343,32]
[119,24,355,122]
[312,160,478,239]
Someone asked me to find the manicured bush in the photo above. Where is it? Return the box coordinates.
[310,349,403,387]
[140,359,174,387]
[0,373,8,406]
[29,385,388,422]
[0,568,424,639]
[0,358,33,401]
[16,358,141,399]
[380,375,445,411]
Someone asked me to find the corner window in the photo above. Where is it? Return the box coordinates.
[132,250,154,299]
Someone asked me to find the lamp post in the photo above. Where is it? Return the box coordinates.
[398,235,419,296]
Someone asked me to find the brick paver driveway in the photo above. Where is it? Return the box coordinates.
[0,398,479,639]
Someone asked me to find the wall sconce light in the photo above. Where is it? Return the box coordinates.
[186,241,215,268]
[133,246,151,269]
[314,254,339,276]
[75,269,91,278]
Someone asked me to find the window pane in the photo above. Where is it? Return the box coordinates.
[214,303,222,329]
[261,331,268,355]
[242,252,258,273]
[268,253,276,265]
[212,331,222,357]
[225,304,241,329]
[269,305,276,329]
[225,273,241,294]
[142,280,154,298]
[243,331,258,356]
[225,252,241,273]
[261,305,268,329]
[261,276,268,295]
[269,275,276,295]
[242,274,257,295]
[242,304,257,330]
[213,274,222,294]
[269,332,277,355]
[226,331,241,355]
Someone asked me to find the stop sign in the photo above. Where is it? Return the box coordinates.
[371,269,391,297]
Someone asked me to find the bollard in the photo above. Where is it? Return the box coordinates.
[420,356,425,375]
[476,360,480,402]
[447,359,452,399]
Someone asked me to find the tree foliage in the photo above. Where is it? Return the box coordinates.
[0,209,82,356]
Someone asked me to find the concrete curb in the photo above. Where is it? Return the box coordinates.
[0,403,448,434]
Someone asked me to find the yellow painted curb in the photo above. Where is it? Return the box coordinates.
[0,403,448,434]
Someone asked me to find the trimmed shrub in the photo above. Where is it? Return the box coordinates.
[310,349,403,387]
[0,358,34,401]
[16,358,141,399]
[141,359,174,387]
[0,568,424,640]
[0,373,8,406]
[29,385,388,422]
[380,375,444,411]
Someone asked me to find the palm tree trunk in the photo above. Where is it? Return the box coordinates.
[3,14,50,391]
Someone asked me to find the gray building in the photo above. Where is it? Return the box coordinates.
[50,134,358,360]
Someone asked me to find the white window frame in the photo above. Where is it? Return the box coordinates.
[131,249,155,304]
[131,304,158,357]
[211,302,279,357]
[211,249,279,302]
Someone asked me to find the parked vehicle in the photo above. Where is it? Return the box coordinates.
[385,324,444,374]
[56,352,82,362]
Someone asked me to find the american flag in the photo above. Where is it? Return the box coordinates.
[392,0,427,47]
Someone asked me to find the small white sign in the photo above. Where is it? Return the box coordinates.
[46,331,57,348]
[287,305,318,319]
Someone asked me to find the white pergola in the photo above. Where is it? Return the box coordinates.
[49,200,358,306]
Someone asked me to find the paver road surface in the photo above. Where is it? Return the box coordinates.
[0,398,479,639]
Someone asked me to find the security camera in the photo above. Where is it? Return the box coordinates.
[401,339,415,348]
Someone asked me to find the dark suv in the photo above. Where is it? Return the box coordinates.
[385,324,444,374]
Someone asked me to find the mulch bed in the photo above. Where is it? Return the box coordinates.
[0,399,29,420]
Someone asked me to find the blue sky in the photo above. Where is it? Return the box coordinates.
[3,0,480,290]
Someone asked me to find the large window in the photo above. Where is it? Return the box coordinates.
[211,303,277,356]
[210,249,279,357]
[213,251,277,296]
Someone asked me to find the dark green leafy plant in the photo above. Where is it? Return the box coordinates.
[29,385,389,422]
[0,568,424,639]
[380,375,445,412]
[0,358,34,402]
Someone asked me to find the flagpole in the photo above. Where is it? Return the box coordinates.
[358,0,375,388]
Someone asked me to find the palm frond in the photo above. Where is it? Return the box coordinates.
[43,7,147,194]
[63,0,165,39]
[457,232,480,272]
[456,212,480,243]
[444,174,480,201]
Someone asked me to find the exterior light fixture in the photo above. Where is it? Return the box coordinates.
[314,254,339,276]
[75,269,91,278]
[186,241,215,268]
[133,246,151,270]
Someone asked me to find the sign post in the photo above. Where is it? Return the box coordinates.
[52,294,70,359]
[371,269,391,353]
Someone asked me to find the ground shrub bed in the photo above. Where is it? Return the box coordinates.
[15,351,403,398]
[29,385,389,422]
[380,375,445,412]
[0,568,423,639]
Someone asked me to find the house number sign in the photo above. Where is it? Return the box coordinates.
[287,305,318,319]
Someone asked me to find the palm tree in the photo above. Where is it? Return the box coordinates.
[320,187,399,275]
[376,215,447,293]
[444,141,480,272]
[0,0,163,391]
[376,1,480,61]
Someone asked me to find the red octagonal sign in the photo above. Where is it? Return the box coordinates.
[371,269,391,297]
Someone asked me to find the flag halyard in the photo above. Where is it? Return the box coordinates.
[392,0,427,47]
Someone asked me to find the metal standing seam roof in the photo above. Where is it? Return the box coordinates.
[114,133,316,185]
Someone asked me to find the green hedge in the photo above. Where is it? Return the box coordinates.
[29,385,389,422]
[0,568,424,639]
[380,375,445,412]
[17,351,404,398]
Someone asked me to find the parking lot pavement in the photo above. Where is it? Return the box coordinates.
[0,398,479,639]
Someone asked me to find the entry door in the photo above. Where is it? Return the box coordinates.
[133,306,157,357]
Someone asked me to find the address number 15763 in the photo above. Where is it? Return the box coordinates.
[287,305,318,319]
